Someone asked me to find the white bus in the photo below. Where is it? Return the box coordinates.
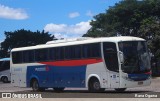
[10,36,151,92]
[0,58,11,83]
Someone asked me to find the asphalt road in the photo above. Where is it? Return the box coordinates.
[0,77,160,98]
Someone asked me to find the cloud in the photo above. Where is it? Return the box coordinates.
[44,24,67,33]
[44,21,91,39]
[86,10,94,17]
[68,12,80,18]
[53,33,69,38]
[0,4,28,20]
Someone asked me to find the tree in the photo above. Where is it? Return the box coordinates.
[83,0,160,37]
[83,0,160,59]
[0,29,54,57]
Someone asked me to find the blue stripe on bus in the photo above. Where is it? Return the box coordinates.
[26,65,86,88]
[128,73,150,81]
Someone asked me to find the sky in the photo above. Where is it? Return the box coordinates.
[0,0,121,41]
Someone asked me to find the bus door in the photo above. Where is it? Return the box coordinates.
[103,42,120,88]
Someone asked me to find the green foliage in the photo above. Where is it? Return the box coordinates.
[150,36,160,59]
[83,0,160,58]
[139,16,160,39]
[0,29,54,57]
[84,0,160,37]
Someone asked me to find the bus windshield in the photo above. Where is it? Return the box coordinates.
[118,41,150,74]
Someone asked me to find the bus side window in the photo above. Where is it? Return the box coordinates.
[23,51,29,63]
[49,48,56,61]
[82,44,89,58]
[28,50,35,62]
[65,45,82,60]
[65,46,71,59]
[12,52,23,64]
[23,50,35,63]
[82,43,101,58]
[35,49,48,62]
[70,46,75,59]
[56,47,64,60]
[74,45,81,59]
[0,61,3,72]
[2,61,10,70]
[92,43,101,57]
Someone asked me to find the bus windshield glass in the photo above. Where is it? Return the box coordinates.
[118,41,150,74]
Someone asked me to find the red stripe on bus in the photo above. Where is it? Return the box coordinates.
[39,58,103,66]
[144,71,152,75]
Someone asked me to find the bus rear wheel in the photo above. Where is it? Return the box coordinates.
[32,79,45,92]
[115,88,126,92]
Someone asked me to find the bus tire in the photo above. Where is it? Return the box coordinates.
[3,77,8,83]
[115,88,126,92]
[88,77,104,92]
[53,87,65,92]
[1,76,4,81]
[31,79,45,92]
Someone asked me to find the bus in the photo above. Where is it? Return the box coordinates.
[0,58,11,83]
[10,36,151,92]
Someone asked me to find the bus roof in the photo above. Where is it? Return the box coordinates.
[0,58,10,61]
[11,36,145,52]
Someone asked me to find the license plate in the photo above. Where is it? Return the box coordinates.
[138,81,143,85]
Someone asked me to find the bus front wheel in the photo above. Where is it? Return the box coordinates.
[88,78,105,92]
[32,79,45,92]
[3,77,8,83]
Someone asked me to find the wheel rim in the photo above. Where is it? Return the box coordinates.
[3,77,8,82]
[93,81,100,90]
